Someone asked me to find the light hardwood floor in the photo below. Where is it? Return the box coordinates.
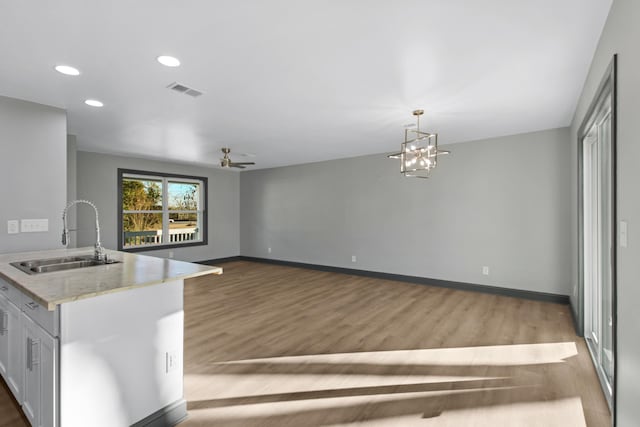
[0,261,611,426]
[182,261,610,427]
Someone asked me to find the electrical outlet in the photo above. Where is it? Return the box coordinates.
[482,266,490,275]
[7,220,19,234]
[268,247,272,254]
[352,255,357,263]
[166,350,179,373]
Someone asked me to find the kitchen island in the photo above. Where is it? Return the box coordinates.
[0,247,222,427]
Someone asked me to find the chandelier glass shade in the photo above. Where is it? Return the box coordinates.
[388,110,449,178]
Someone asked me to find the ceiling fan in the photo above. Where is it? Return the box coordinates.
[220,147,255,169]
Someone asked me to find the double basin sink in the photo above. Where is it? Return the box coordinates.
[11,255,119,275]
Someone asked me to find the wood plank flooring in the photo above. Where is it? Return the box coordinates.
[182,261,611,427]
[0,379,27,427]
[0,260,611,426]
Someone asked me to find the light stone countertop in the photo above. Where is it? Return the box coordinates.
[0,247,222,310]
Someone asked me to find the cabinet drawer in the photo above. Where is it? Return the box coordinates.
[21,295,58,338]
[0,278,22,307]
[0,279,22,306]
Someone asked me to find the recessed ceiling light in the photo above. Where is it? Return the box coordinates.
[84,99,104,107]
[54,65,80,76]
[157,56,181,67]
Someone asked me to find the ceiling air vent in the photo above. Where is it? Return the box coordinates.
[166,82,204,98]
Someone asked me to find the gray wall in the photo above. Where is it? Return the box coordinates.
[0,96,67,254]
[76,151,240,261]
[241,128,572,296]
[66,135,77,248]
[569,0,640,424]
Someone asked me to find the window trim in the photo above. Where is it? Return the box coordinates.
[117,168,208,252]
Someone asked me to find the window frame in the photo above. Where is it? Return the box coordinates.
[117,168,208,252]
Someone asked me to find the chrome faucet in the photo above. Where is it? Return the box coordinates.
[62,200,106,262]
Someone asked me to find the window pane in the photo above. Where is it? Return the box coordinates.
[168,181,200,211]
[122,213,163,247]
[168,212,200,243]
[118,169,207,251]
[122,178,163,211]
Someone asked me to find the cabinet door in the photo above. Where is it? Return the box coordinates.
[6,299,23,403]
[22,313,57,427]
[23,314,41,426]
[0,296,9,379]
[39,326,57,427]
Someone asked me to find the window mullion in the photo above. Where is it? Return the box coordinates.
[123,210,163,214]
[162,177,169,244]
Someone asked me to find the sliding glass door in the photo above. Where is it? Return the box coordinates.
[582,92,614,404]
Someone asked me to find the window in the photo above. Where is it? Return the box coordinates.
[118,169,207,251]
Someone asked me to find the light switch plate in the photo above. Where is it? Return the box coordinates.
[21,219,49,233]
[7,220,19,234]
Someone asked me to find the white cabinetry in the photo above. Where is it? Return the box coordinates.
[0,295,9,378]
[0,280,24,402]
[22,313,57,427]
[6,299,24,401]
[0,277,57,427]
[1,273,186,427]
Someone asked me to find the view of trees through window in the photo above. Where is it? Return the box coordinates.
[122,178,162,232]
[120,171,205,248]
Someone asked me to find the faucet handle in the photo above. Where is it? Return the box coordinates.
[94,244,106,262]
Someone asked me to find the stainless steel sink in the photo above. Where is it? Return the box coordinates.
[11,255,119,275]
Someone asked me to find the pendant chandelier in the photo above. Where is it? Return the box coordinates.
[388,109,449,178]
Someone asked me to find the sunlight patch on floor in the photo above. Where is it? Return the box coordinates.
[184,343,585,425]
[326,397,587,427]
[186,387,516,421]
[216,342,578,367]
[185,373,503,401]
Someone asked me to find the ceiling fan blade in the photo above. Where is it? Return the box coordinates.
[387,153,402,159]
[220,147,256,168]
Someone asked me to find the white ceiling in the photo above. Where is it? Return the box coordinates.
[0,0,611,170]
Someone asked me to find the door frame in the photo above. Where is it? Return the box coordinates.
[577,54,617,421]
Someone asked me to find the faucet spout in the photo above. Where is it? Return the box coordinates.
[62,200,105,262]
